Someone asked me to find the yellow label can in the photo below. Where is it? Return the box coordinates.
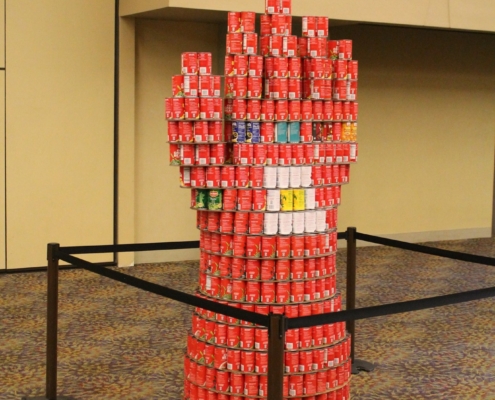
[280,189,294,211]
[293,189,306,211]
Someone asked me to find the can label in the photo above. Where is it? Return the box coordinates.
[250,166,264,187]
[283,35,298,57]
[198,52,212,75]
[252,189,267,211]
[302,16,316,37]
[241,11,256,33]
[275,100,288,121]
[248,55,264,77]
[181,52,198,75]
[249,213,264,234]
[261,236,277,258]
[228,12,241,33]
[226,33,243,55]
[243,33,258,55]
[191,167,206,188]
[261,101,275,122]
[223,189,237,211]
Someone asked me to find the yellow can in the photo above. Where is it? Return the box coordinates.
[342,121,352,141]
[293,189,306,211]
[351,122,358,142]
[280,189,294,211]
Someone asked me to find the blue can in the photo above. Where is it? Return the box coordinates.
[288,122,301,143]
[247,121,261,143]
[232,121,246,143]
[275,122,288,143]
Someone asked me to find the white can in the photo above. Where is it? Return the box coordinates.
[316,210,327,232]
[305,188,316,210]
[277,166,290,188]
[292,212,305,234]
[301,166,312,187]
[279,212,293,235]
[267,189,281,211]
[263,166,278,189]
[304,210,316,233]
[289,166,301,188]
[264,212,279,235]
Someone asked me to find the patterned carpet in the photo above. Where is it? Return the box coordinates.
[1,237,495,399]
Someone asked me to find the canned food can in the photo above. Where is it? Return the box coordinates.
[234,212,249,233]
[235,166,250,187]
[241,11,256,33]
[232,280,246,301]
[302,16,316,37]
[280,189,294,211]
[266,144,279,165]
[248,55,264,77]
[260,14,271,36]
[181,52,198,75]
[275,100,289,121]
[276,282,290,303]
[283,35,298,57]
[206,166,220,187]
[233,234,247,257]
[261,101,275,122]
[278,144,292,165]
[289,374,304,396]
[261,260,275,280]
[267,189,281,211]
[228,12,241,33]
[316,16,329,37]
[292,144,305,165]
[288,101,301,121]
[185,98,200,119]
[226,33,243,55]
[269,35,283,57]
[288,57,301,78]
[198,52,212,76]
[172,75,184,97]
[223,189,237,211]
[263,213,279,235]
[278,212,293,235]
[247,77,262,99]
[261,282,276,303]
[245,281,260,302]
[237,189,252,211]
[339,39,353,59]
[243,33,258,55]
[252,189,267,211]
[298,37,308,58]
[246,236,261,258]
[261,235,277,258]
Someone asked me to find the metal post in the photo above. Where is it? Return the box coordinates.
[46,243,60,400]
[22,244,74,400]
[267,313,286,400]
[346,227,375,374]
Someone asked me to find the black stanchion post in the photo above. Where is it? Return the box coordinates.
[346,227,376,375]
[267,313,286,400]
[23,243,73,400]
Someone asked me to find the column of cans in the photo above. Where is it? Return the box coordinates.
[163,1,358,400]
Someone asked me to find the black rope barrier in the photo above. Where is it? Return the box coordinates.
[56,251,269,327]
[60,240,201,255]
[356,232,495,267]
[287,284,495,329]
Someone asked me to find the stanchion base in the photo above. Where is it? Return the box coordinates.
[352,359,376,375]
[22,396,75,400]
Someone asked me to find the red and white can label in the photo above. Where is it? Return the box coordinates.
[333,59,347,79]
[298,37,308,58]
[273,57,288,78]
[247,77,262,98]
[261,236,277,258]
[266,143,279,165]
[241,11,256,33]
[223,189,237,211]
[172,75,184,97]
[328,40,339,59]
[232,99,247,120]
[261,101,275,122]
[252,189,267,211]
[288,100,300,121]
[350,101,359,121]
[184,98,200,119]
[261,122,275,142]
[228,12,241,33]
[181,52,198,75]
[198,52,212,75]
[300,122,313,142]
[339,39,353,59]
[248,55,264,77]
[260,14,271,36]
[288,79,301,100]
[199,76,213,97]
[333,101,343,120]
[235,166,250,187]
[275,100,289,121]
[247,99,261,120]
[271,14,286,35]
[348,60,358,80]
[225,55,235,76]
[190,167,205,187]
[313,100,323,121]
[168,121,179,142]
[316,16,329,37]
[250,166,264,187]
[265,0,281,14]
[269,35,283,57]
[301,100,312,121]
[249,213,264,235]
[243,33,258,55]
[283,36,298,57]
[179,121,193,142]
[208,121,222,142]
[302,16,316,37]
[226,33,243,55]
[200,98,215,119]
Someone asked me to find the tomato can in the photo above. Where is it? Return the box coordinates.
[301,100,313,121]
[271,14,286,35]
[199,98,214,119]
[313,100,323,121]
[198,52,212,76]
[243,33,258,55]
[246,100,262,123]
[251,189,267,211]
[260,14,271,36]
[232,55,248,77]
[205,166,220,187]
[249,213,264,234]
[233,234,246,257]
[275,100,289,121]
[339,39,353,59]
[254,352,268,374]
[220,233,233,255]
[276,282,290,303]
[288,79,301,100]
[228,12,241,33]
[260,35,270,57]
[288,57,301,78]
[283,35,298,57]
[172,75,184,97]
[261,236,277,258]
[184,98,200,119]
[261,100,275,122]
[307,37,327,58]
[245,281,261,302]
[289,375,304,396]
[166,97,184,120]
[246,236,261,257]
[178,121,193,142]
[302,16,316,37]
[298,37,308,57]
[232,280,246,301]
[241,11,256,33]
[316,16,329,37]
[260,259,275,280]
[273,57,288,78]
[235,166,250,187]
[269,35,283,57]
[247,77,262,99]
[347,80,358,101]
[265,0,280,14]
[236,189,251,211]
[278,144,292,165]
[255,328,269,350]
[300,122,312,143]
[285,326,299,350]
[222,189,237,211]
[248,55,264,78]
[168,121,179,142]
[234,212,249,235]
[261,282,276,303]
[226,33,243,55]
[266,143,280,165]
[240,328,255,350]
[181,52,198,75]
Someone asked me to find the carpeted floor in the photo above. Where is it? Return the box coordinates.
[1,238,495,399]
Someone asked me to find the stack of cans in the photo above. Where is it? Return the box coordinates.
[165,1,359,399]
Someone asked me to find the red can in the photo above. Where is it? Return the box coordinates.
[276,259,290,280]
[232,76,247,98]
[261,282,276,303]
[236,189,252,211]
[231,280,246,301]
[288,79,301,100]
[245,281,260,302]
[179,121,193,142]
[300,122,312,142]
[235,166,250,188]
[225,55,235,77]
[232,99,247,120]
[323,100,334,121]
[166,97,184,120]
[339,39,353,59]
[260,35,270,57]
[275,100,288,121]
[266,144,280,165]
[248,213,263,235]
[298,37,308,58]
[172,75,184,97]
[184,98,200,119]
[191,167,205,188]
[167,121,179,142]
[228,12,241,33]
[278,144,292,165]
[333,59,347,79]
[290,236,305,257]
[265,0,280,14]
[288,57,301,78]
[240,328,255,350]
[248,55,264,77]
[241,11,256,33]
[226,33,243,55]
[313,101,323,121]
[223,189,237,211]
[205,166,220,187]
[255,352,268,373]
[283,35,298,57]
[233,55,248,76]
[348,60,358,80]
[261,101,275,122]
[246,236,261,257]
[233,234,246,257]
[252,189,267,211]
[260,14,271,36]
[276,282,290,303]
[350,101,358,121]
[333,101,343,120]
[260,259,275,280]
[348,80,358,101]
[243,33,258,55]
[302,16,316,37]
[316,16,329,37]
[289,374,304,396]
[181,52,198,75]
[288,100,301,121]
[199,98,215,119]
[269,35,283,57]
[271,14,286,35]
[273,57,288,78]
[301,100,313,121]
[246,167,263,189]
[198,52,212,76]
[261,236,277,258]
[247,77,262,99]
[292,144,305,165]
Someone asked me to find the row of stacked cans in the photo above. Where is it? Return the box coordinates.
[196,207,338,236]
[182,165,349,189]
[200,231,338,258]
[171,142,358,166]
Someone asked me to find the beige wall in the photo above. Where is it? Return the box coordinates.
[332,24,495,239]
[134,21,494,263]
[5,0,115,268]
[134,19,224,263]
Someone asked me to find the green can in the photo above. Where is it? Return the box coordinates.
[195,189,208,209]
[208,189,223,211]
